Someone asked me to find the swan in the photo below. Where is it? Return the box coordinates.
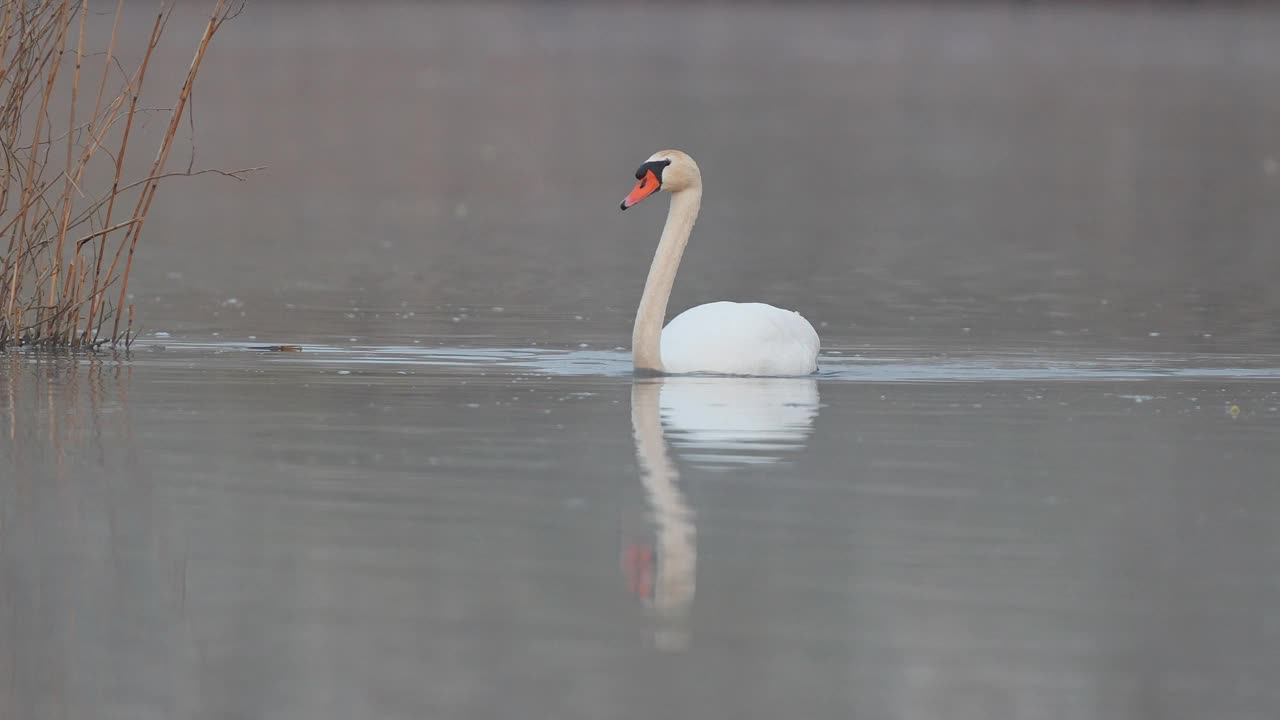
[620,149,820,376]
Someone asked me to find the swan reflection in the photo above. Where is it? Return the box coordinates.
[624,376,820,650]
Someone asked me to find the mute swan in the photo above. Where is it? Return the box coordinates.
[620,150,820,376]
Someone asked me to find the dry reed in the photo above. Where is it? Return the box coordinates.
[0,0,250,350]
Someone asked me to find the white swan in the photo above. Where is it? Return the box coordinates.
[620,149,820,376]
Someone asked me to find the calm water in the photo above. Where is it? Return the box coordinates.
[4,2,1280,719]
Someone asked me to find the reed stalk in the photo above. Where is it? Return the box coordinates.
[0,0,250,350]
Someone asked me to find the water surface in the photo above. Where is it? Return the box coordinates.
[4,2,1280,719]
[4,342,1279,718]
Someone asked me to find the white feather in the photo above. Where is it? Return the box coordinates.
[660,301,819,376]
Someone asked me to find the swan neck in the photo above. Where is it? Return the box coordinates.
[633,188,701,372]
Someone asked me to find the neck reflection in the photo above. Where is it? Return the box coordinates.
[625,376,820,650]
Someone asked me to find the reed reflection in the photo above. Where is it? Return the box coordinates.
[0,354,138,719]
[0,354,134,476]
[624,376,820,650]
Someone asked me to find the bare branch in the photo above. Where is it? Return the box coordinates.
[74,217,138,247]
[114,165,266,195]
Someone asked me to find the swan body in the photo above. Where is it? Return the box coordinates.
[621,150,820,376]
[661,301,819,376]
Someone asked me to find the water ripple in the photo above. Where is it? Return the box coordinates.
[130,341,1280,383]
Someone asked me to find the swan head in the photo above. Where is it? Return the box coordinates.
[620,149,701,210]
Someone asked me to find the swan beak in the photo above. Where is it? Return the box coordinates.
[620,169,660,210]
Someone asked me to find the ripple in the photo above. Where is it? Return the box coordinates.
[125,341,1280,383]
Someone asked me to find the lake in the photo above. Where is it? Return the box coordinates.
[2,2,1279,718]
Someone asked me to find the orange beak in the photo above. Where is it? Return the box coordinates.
[620,169,660,210]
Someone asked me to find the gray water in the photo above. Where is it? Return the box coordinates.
[4,2,1280,719]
